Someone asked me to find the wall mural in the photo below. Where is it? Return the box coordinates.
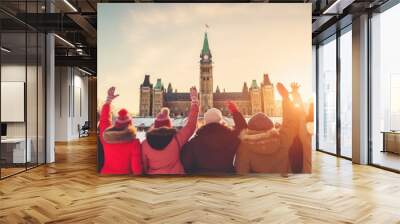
[97,3,313,175]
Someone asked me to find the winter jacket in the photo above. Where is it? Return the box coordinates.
[99,103,142,175]
[290,91,312,173]
[181,111,247,174]
[141,103,199,174]
[235,97,298,174]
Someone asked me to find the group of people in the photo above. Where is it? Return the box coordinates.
[99,83,312,176]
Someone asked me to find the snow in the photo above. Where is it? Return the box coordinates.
[136,131,146,142]
[133,116,283,142]
[132,116,282,128]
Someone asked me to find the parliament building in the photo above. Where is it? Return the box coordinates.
[139,32,282,117]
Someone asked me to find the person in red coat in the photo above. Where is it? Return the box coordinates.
[99,87,142,175]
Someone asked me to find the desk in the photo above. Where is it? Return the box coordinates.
[1,138,31,163]
[381,131,400,154]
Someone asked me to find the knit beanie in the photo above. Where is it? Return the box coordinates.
[154,107,172,128]
[114,109,132,129]
[204,108,223,125]
[248,112,274,131]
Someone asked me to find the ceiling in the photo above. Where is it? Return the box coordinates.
[0,0,392,75]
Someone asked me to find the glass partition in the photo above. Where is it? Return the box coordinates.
[371,3,400,171]
[0,2,46,179]
[317,36,337,154]
[1,31,28,177]
[339,28,352,158]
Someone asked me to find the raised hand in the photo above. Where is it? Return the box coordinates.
[226,101,239,113]
[291,82,300,93]
[190,86,199,105]
[276,82,289,99]
[106,86,119,103]
[290,82,304,110]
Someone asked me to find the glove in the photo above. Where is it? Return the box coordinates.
[190,86,199,105]
[106,87,119,103]
[226,101,239,113]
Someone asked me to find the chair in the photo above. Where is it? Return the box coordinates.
[79,121,90,138]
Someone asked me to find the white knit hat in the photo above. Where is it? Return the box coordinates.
[204,108,223,125]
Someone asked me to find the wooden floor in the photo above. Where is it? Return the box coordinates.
[372,151,400,171]
[0,136,400,224]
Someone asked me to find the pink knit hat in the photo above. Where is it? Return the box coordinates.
[114,109,132,129]
[204,108,223,125]
[154,107,172,128]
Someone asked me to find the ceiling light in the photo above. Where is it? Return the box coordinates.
[323,0,354,15]
[63,0,78,12]
[78,67,93,76]
[54,34,75,48]
[1,47,11,53]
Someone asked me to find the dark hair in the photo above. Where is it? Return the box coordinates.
[146,127,178,150]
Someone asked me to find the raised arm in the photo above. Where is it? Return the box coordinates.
[277,83,299,150]
[175,87,199,147]
[99,87,119,138]
[227,101,247,136]
[291,83,312,173]
[291,82,306,115]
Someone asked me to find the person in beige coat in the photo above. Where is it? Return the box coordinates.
[234,82,304,175]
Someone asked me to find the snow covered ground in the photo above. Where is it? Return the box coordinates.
[133,116,283,142]
[136,131,146,142]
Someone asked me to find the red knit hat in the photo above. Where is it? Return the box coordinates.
[154,108,172,128]
[114,108,132,129]
[248,112,273,131]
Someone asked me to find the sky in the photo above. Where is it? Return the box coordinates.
[98,3,312,114]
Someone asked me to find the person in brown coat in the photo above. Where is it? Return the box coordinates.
[289,83,312,173]
[234,82,300,175]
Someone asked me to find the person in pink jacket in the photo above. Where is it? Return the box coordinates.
[141,87,199,174]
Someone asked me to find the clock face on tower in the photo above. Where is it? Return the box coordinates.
[203,55,209,60]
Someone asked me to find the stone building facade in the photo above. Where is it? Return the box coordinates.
[139,32,281,117]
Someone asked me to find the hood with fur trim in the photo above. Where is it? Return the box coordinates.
[239,129,280,154]
[146,127,178,150]
[103,126,136,144]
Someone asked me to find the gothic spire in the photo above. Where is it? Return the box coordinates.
[141,74,152,88]
[154,78,163,90]
[200,32,212,59]
[250,80,259,89]
[262,73,272,86]
[242,82,249,94]
[167,83,173,93]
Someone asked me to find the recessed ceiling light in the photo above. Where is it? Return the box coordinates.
[63,0,78,12]
[54,34,75,48]
[78,67,93,76]
[1,47,11,53]
[323,0,354,15]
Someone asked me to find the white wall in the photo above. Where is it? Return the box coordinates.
[55,67,89,141]
[1,63,46,164]
[1,65,39,137]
